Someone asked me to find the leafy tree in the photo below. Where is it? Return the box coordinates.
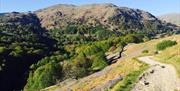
[25,61,62,91]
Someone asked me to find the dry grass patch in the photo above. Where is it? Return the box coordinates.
[109,59,148,91]
[44,58,148,91]
[70,58,146,91]
[124,35,180,56]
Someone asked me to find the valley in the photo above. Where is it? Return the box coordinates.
[0,3,180,91]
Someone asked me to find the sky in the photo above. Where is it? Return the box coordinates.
[0,0,180,16]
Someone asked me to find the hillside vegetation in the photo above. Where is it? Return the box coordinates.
[122,35,180,76]
[41,57,148,91]
[0,3,179,91]
[154,43,180,77]
[124,35,180,56]
[156,40,177,50]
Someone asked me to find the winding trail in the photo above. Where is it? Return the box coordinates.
[132,56,180,91]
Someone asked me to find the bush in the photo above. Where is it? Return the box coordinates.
[142,50,149,53]
[156,40,177,50]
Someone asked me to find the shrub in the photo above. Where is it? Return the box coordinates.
[142,50,149,53]
[156,40,177,50]
[154,51,159,54]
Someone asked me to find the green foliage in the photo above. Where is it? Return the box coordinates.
[0,12,157,91]
[111,59,149,91]
[25,59,62,91]
[142,50,149,53]
[115,70,143,91]
[0,46,7,54]
[91,52,108,71]
[9,46,23,57]
[156,40,177,50]
[49,25,118,46]
[123,34,143,43]
[0,13,58,91]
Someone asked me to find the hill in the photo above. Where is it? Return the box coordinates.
[158,13,180,26]
[0,12,56,91]
[36,3,179,35]
[0,3,180,91]
[42,35,180,91]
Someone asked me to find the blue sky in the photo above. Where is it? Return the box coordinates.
[0,0,180,16]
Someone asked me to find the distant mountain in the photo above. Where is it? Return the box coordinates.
[0,4,179,36]
[159,13,180,26]
[35,3,179,34]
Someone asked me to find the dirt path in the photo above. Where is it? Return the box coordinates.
[132,56,180,91]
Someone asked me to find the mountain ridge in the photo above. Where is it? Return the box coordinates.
[35,3,159,30]
[33,3,179,36]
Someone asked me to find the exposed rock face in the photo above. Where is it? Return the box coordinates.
[35,3,167,32]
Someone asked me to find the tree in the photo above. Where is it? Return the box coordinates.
[25,62,62,91]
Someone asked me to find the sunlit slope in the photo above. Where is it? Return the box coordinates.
[124,35,180,56]
[124,35,180,77]
[42,35,180,91]
[154,43,180,77]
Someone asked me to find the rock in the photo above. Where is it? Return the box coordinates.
[161,66,165,68]
[144,81,149,85]
[150,70,154,74]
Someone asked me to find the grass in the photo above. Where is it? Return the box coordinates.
[124,35,180,56]
[43,58,148,91]
[154,44,180,77]
[124,35,180,78]
[109,59,148,91]
[111,35,180,90]
[70,59,148,91]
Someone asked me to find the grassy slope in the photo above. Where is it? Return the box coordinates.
[124,35,180,77]
[109,59,148,91]
[43,58,148,91]
[154,44,180,77]
[124,35,180,56]
[43,35,180,91]
[111,35,180,90]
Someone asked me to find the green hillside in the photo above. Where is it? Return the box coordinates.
[0,4,179,91]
